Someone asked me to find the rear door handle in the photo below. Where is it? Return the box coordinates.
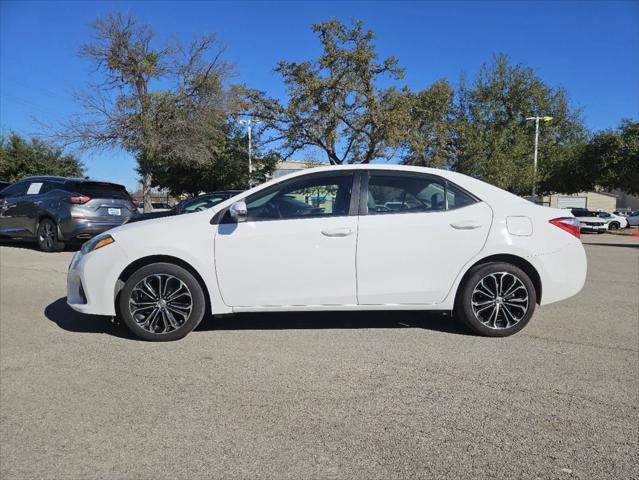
[321,227,355,237]
[450,220,483,230]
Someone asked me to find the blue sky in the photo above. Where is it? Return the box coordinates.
[1,0,638,190]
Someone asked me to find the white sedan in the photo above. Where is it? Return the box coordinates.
[597,211,628,230]
[67,165,587,341]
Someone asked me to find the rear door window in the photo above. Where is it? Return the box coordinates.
[366,172,476,214]
[26,182,44,195]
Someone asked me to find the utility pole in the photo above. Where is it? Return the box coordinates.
[239,119,261,187]
[525,116,553,198]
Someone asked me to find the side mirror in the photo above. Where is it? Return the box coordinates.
[229,201,247,223]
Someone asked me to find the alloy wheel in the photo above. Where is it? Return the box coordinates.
[129,274,193,334]
[471,272,529,330]
[39,222,55,250]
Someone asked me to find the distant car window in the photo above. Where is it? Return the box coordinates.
[151,202,171,209]
[0,182,28,198]
[44,181,66,193]
[26,182,43,194]
[571,209,596,217]
[245,172,354,221]
[181,195,227,213]
[367,173,475,214]
[64,181,131,200]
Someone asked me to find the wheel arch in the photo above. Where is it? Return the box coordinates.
[455,254,542,305]
[33,215,65,242]
[35,214,60,237]
[115,255,212,316]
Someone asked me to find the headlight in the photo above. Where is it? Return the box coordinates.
[81,234,115,254]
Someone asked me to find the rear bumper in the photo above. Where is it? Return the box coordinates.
[532,240,587,306]
[579,223,607,232]
[60,218,130,242]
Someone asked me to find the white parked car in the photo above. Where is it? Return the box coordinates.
[569,208,608,233]
[67,165,587,341]
[596,211,628,230]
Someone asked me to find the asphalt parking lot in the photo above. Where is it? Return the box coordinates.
[0,234,637,479]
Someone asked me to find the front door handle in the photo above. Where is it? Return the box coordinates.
[450,220,483,230]
[321,227,355,237]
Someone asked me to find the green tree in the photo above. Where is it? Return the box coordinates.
[402,80,455,168]
[0,133,84,182]
[58,13,235,211]
[454,54,587,195]
[249,18,413,164]
[147,124,278,196]
[544,119,639,195]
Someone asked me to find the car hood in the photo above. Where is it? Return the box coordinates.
[126,210,176,224]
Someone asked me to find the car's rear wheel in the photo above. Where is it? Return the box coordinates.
[37,218,64,252]
[455,262,536,337]
[118,262,206,341]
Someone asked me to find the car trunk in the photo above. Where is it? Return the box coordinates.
[67,182,136,221]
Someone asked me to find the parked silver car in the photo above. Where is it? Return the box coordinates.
[0,176,136,251]
[627,211,639,227]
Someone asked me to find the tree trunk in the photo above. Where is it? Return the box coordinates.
[142,173,153,213]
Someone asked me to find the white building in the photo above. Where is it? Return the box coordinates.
[541,191,618,212]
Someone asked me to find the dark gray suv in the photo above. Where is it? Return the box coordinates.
[0,176,136,251]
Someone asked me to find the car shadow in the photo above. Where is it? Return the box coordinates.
[584,242,639,249]
[45,297,473,339]
[197,310,472,335]
[44,298,136,340]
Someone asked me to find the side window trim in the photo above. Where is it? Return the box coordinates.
[360,170,480,216]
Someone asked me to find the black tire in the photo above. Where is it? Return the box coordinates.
[118,262,206,341]
[454,262,537,337]
[608,222,620,230]
[37,218,64,252]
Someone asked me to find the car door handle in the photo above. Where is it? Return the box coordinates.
[450,220,483,230]
[321,227,355,237]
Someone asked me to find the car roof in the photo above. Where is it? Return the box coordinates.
[19,175,76,183]
[18,176,124,187]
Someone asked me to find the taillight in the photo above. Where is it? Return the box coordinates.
[550,217,581,238]
[67,195,91,204]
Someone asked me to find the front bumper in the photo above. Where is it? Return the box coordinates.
[67,241,130,316]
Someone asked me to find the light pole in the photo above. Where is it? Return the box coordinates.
[526,116,553,198]
[239,119,261,187]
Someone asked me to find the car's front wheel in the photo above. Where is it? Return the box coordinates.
[37,218,64,252]
[118,262,206,341]
[455,262,536,337]
[608,222,620,230]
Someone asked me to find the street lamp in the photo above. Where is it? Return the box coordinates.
[525,116,553,198]
[239,119,261,187]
